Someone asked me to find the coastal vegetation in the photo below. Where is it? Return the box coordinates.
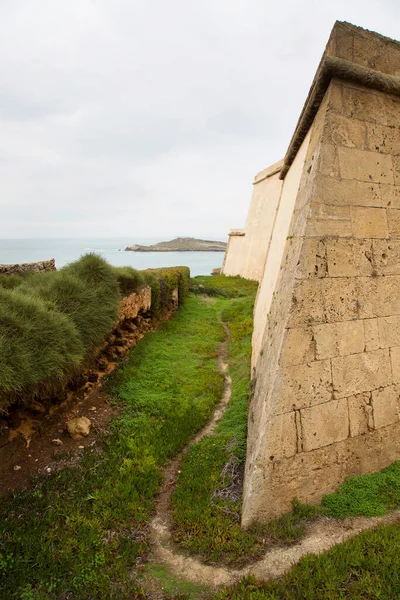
[0,255,189,412]
[2,272,400,598]
[0,276,248,598]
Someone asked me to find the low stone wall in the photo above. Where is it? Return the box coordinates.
[0,284,180,472]
[119,286,152,320]
[0,259,56,275]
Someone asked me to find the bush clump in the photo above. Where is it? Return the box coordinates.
[0,257,191,412]
[144,266,190,319]
[112,266,145,296]
[0,254,120,411]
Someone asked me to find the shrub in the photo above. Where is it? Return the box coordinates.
[144,266,190,319]
[111,266,145,296]
[0,287,83,403]
[0,257,191,412]
[0,254,120,411]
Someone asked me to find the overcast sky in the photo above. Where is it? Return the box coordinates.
[0,0,399,240]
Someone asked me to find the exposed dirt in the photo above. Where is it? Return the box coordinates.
[0,389,119,496]
[148,325,400,589]
[0,305,175,498]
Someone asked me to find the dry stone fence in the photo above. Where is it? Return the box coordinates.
[222,22,400,527]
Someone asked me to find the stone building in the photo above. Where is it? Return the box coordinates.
[222,22,400,526]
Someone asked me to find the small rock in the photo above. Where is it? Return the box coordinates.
[67,417,91,439]
[89,407,97,412]
[30,400,46,414]
[52,438,63,446]
[97,357,109,371]
[78,445,85,449]
[13,465,21,471]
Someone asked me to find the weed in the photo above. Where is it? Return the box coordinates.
[0,292,226,598]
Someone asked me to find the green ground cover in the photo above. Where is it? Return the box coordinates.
[171,279,400,571]
[3,272,400,599]
[0,257,189,411]
[213,522,400,599]
[0,288,227,599]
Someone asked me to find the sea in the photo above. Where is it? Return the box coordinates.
[0,238,226,278]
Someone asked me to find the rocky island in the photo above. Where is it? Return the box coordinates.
[125,237,227,252]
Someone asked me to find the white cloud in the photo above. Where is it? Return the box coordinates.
[0,0,399,238]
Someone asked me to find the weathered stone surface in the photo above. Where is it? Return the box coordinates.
[357,276,400,318]
[324,113,367,149]
[348,392,373,436]
[275,360,332,412]
[308,203,353,238]
[119,287,152,320]
[279,328,315,366]
[373,239,400,275]
[338,147,394,184]
[366,123,400,155]
[380,184,400,209]
[372,385,399,429]
[350,206,388,239]
[314,176,384,208]
[326,238,374,278]
[67,417,91,439]
[364,318,380,351]
[287,279,326,327]
[318,143,340,178]
[295,238,328,278]
[390,346,400,384]
[378,315,400,348]
[341,86,389,125]
[301,399,349,451]
[323,277,358,322]
[313,320,364,360]
[266,412,298,460]
[240,24,400,527]
[387,209,400,238]
[332,349,392,398]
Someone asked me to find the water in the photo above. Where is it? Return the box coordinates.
[0,238,225,277]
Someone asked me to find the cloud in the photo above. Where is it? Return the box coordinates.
[0,0,399,239]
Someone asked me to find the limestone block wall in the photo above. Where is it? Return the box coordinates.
[222,163,283,281]
[221,229,246,276]
[252,141,310,365]
[242,22,400,527]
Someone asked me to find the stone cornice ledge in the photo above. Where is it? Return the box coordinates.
[228,229,245,237]
[280,56,400,180]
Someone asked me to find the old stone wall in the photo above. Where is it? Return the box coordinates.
[241,22,400,527]
[0,259,56,275]
[222,163,283,282]
[221,230,246,276]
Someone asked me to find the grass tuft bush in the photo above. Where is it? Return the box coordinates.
[112,266,145,296]
[0,256,191,412]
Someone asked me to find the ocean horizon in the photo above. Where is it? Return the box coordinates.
[0,237,226,277]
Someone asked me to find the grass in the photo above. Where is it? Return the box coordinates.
[0,257,190,411]
[144,564,208,599]
[212,523,400,599]
[0,291,227,599]
[0,254,120,410]
[321,461,400,518]
[171,281,270,566]
[3,270,400,598]
[190,274,259,298]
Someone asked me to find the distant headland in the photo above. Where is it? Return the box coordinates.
[124,237,227,252]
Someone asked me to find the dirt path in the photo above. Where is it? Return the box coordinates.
[149,326,400,588]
